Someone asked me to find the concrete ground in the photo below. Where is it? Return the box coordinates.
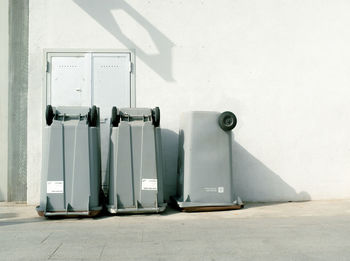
[0,200,350,261]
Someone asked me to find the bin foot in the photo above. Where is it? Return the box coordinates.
[180,204,243,212]
[36,206,102,218]
[107,203,167,214]
[171,197,244,212]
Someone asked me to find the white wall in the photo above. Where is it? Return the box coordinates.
[28,0,350,204]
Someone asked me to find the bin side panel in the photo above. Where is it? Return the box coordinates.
[139,123,158,207]
[115,123,135,209]
[89,127,101,209]
[155,128,165,204]
[180,113,194,202]
[100,120,110,195]
[108,128,117,206]
[63,124,75,210]
[69,122,90,211]
[45,122,65,211]
[40,127,50,209]
[130,125,142,205]
[178,113,192,201]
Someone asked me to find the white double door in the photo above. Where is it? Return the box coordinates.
[48,52,131,117]
[47,52,132,192]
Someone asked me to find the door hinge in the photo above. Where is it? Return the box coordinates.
[46,61,50,72]
[129,61,133,73]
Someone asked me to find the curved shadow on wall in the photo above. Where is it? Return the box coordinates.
[232,138,311,202]
[73,0,175,81]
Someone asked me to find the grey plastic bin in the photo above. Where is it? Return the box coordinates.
[175,111,243,211]
[36,105,103,217]
[107,107,166,214]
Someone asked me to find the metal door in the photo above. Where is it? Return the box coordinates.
[46,52,132,108]
[48,54,91,106]
[92,53,131,117]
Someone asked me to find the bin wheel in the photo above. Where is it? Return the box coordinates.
[152,107,160,127]
[111,106,120,127]
[218,111,237,131]
[46,105,54,126]
[87,108,91,124]
[89,105,98,127]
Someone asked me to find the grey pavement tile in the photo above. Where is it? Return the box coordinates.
[1,201,350,261]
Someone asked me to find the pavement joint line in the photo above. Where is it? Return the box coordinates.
[48,242,62,259]
[40,232,52,244]
[99,244,106,260]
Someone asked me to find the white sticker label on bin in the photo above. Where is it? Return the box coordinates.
[218,187,224,193]
[47,181,64,193]
[141,179,157,191]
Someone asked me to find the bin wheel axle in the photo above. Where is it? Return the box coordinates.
[218,111,237,131]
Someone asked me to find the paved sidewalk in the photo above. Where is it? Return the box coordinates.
[1,200,350,261]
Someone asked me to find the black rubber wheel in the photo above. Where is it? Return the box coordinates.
[152,107,160,127]
[45,105,54,126]
[111,106,120,127]
[87,108,91,125]
[89,105,98,127]
[218,111,237,131]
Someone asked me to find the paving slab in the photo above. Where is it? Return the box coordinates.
[0,200,350,260]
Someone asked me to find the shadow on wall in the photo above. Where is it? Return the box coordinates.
[232,140,311,202]
[73,0,175,81]
[161,129,179,200]
[159,130,311,203]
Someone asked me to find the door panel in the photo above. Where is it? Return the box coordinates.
[50,56,90,106]
[92,53,131,118]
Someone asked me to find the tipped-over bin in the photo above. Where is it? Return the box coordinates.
[174,111,243,212]
[36,105,103,217]
[107,107,166,214]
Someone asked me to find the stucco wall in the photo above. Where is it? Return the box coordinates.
[0,0,9,201]
[28,0,350,204]
[8,0,29,202]
[0,0,28,202]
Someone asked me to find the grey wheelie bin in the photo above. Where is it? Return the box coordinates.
[107,107,167,214]
[36,105,103,217]
[174,111,243,212]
